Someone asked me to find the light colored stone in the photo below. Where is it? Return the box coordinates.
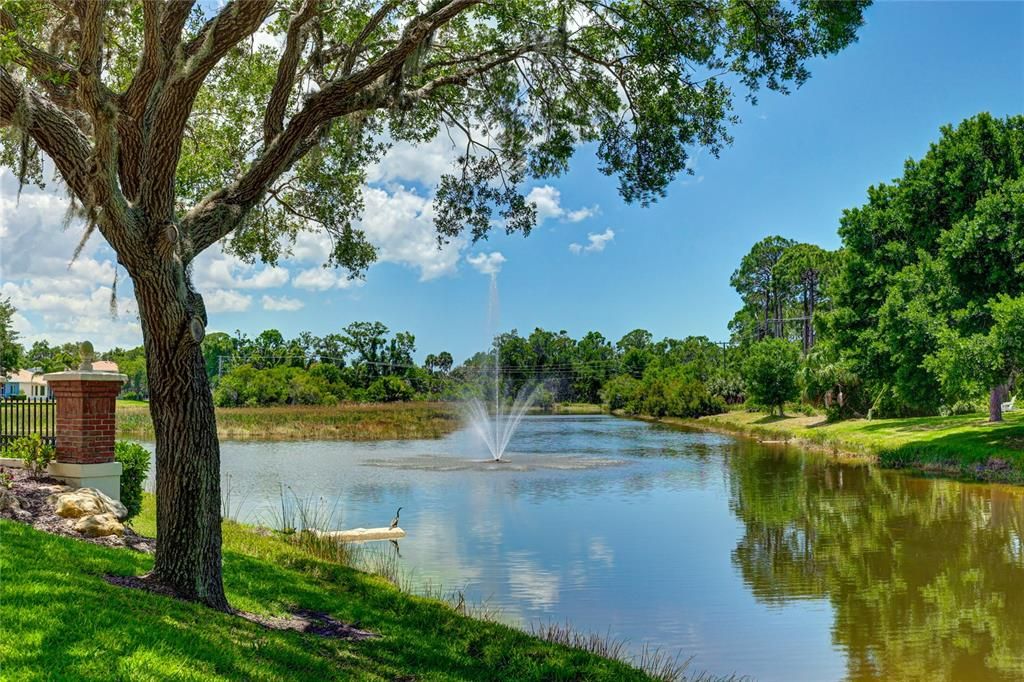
[51,488,128,521]
[0,488,21,512]
[74,512,124,537]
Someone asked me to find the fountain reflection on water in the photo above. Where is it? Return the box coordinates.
[464,268,538,462]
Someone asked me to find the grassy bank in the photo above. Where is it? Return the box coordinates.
[0,497,663,681]
[116,402,462,441]
[674,409,1024,483]
[528,402,606,415]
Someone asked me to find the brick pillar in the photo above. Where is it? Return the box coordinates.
[44,371,126,464]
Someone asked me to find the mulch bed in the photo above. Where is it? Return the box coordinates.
[0,467,155,552]
[104,574,376,640]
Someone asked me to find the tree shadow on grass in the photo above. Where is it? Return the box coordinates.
[854,411,1024,436]
[751,415,789,425]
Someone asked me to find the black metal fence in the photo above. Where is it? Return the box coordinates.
[0,397,57,447]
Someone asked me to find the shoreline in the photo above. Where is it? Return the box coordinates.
[619,410,1024,485]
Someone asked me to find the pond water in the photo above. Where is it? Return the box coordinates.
[143,415,1024,681]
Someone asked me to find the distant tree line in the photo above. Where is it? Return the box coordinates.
[201,323,744,418]
[1,304,744,418]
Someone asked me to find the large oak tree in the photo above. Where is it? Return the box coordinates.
[0,0,867,608]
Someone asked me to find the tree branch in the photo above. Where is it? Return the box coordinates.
[75,0,132,235]
[117,2,196,201]
[405,43,545,104]
[264,0,319,146]
[139,0,275,223]
[0,8,80,107]
[0,66,135,256]
[341,0,401,77]
[185,0,485,255]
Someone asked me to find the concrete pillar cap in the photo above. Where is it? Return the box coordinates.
[44,371,128,384]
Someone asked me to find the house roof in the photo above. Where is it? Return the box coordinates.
[92,360,119,372]
[5,369,46,385]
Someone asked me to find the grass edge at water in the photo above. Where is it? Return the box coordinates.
[655,409,1024,484]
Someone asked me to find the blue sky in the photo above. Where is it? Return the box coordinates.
[2,1,1022,362]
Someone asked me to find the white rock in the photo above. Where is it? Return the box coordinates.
[74,512,125,537]
[51,488,128,521]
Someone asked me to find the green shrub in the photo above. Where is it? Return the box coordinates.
[114,441,150,521]
[938,400,981,417]
[534,387,555,412]
[601,374,642,412]
[3,434,54,478]
[0,467,12,489]
[707,373,746,405]
[741,338,801,416]
[367,376,414,402]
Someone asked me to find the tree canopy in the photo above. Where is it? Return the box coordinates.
[817,113,1024,418]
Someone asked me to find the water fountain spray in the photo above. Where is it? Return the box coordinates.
[464,268,537,461]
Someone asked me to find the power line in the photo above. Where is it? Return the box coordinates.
[216,346,736,378]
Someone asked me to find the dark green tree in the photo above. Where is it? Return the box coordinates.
[0,297,22,375]
[820,113,1024,417]
[777,243,833,353]
[200,332,235,380]
[741,338,800,415]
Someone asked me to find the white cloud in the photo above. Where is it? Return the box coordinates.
[358,184,463,281]
[192,249,289,289]
[291,230,333,263]
[566,206,598,222]
[466,251,506,276]
[203,289,252,313]
[292,267,363,291]
[569,228,615,255]
[0,172,144,349]
[261,295,304,312]
[526,185,564,222]
[367,134,463,186]
[526,185,598,224]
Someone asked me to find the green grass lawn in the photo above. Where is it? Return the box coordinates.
[684,409,1024,482]
[0,496,653,681]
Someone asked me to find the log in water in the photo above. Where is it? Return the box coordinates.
[310,527,406,542]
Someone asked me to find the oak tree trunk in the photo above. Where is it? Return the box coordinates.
[989,385,1006,423]
[133,261,227,610]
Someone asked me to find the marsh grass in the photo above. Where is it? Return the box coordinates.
[529,621,746,682]
[220,473,250,522]
[116,402,462,441]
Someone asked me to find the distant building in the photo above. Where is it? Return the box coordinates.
[2,360,119,399]
[2,368,51,399]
